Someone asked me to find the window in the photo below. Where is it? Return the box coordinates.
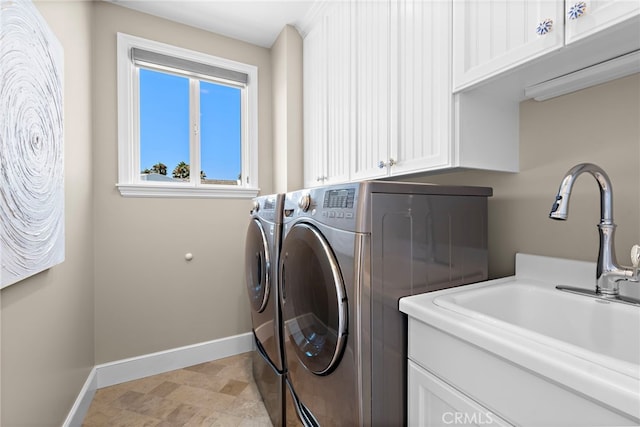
[116,33,259,198]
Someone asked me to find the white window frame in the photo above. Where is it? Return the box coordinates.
[116,33,259,198]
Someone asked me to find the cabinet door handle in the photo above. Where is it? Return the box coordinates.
[536,19,553,35]
[567,2,586,20]
[378,159,397,169]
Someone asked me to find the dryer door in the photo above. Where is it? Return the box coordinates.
[280,223,348,375]
[245,219,271,313]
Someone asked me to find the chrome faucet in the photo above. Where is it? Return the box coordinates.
[549,163,639,305]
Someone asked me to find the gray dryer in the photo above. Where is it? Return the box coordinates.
[280,181,492,426]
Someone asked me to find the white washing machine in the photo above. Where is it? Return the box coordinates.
[280,181,492,426]
[245,194,286,426]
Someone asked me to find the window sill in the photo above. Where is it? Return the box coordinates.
[116,183,260,199]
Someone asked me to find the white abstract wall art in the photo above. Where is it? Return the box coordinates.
[0,0,64,288]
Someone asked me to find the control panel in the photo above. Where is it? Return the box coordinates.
[323,188,355,209]
[320,187,356,221]
[286,185,359,231]
[251,195,280,223]
[263,197,276,211]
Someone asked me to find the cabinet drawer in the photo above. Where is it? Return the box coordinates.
[408,360,511,427]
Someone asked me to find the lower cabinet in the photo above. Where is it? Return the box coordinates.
[408,360,511,427]
[406,317,640,426]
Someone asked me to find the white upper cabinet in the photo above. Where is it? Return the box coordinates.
[324,2,352,186]
[304,0,457,185]
[302,22,326,187]
[393,0,452,175]
[302,2,351,188]
[352,0,453,180]
[301,0,638,187]
[453,0,565,92]
[565,0,640,44]
[454,0,640,93]
[351,0,392,181]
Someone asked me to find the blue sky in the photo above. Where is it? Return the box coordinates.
[139,68,241,181]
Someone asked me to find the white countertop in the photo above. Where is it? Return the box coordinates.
[399,253,640,420]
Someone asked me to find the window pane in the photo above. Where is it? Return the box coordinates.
[200,81,241,185]
[139,68,190,183]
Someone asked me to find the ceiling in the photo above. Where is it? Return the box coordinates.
[107,0,316,48]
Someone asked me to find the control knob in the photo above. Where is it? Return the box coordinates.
[252,200,260,213]
[298,193,311,212]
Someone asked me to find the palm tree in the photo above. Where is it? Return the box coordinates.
[173,161,190,179]
[149,162,167,175]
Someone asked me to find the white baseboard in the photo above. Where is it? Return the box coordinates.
[61,368,97,427]
[96,332,254,388]
[63,332,254,426]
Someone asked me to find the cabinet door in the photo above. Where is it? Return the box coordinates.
[324,2,351,185]
[303,22,327,188]
[351,0,391,181]
[408,360,512,427]
[565,0,640,44]
[392,0,452,175]
[453,0,564,92]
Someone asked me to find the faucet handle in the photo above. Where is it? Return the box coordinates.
[630,244,640,281]
[631,244,640,268]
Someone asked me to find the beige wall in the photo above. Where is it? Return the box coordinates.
[272,25,304,192]
[408,74,640,279]
[92,2,273,364]
[1,2,95,425]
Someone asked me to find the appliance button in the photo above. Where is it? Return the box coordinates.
[345,212,354,219]
[337,212,344,218]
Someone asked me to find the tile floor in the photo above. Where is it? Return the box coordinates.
[82,352,272,426]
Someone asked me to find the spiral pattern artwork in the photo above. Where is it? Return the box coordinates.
[0,0,64,288]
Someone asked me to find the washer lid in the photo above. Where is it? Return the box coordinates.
[280,223,348,376]
[245,219,271,313]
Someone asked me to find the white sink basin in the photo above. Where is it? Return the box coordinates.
[434,280,640,376]
[400,253,640,425]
